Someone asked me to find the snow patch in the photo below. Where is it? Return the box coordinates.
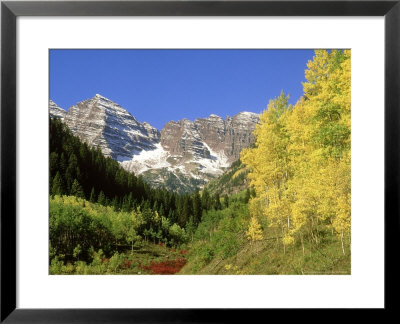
[209,114,222,119]
[49,100,67,120]
[197,142,230,175]
[120,143,170,174]
[234,111,260,122]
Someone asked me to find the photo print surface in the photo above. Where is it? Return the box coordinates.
[49,49,351,275]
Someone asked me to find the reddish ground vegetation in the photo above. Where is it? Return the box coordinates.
[123,259,133,269]
[101,258,110,264]
[139,258,187,274]
[179,250,189,255]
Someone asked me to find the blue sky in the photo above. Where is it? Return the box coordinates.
[50,49,315,130]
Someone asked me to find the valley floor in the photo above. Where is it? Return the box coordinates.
[51,236,350,275]
[50,242,188,275]
[50,195,350,275]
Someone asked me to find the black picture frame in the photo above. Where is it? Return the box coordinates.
[1,0,399,322]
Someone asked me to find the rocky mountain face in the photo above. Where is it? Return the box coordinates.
[49,100,67,120]
[50,94,259,193]
[63,94,160,161]
[195,112,260,163]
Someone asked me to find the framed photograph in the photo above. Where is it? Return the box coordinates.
[1,0,399,321]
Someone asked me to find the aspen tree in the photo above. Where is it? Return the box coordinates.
[246,216,263,244]
[242,50,351,254]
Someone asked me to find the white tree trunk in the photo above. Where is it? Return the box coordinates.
[341,231,345,255]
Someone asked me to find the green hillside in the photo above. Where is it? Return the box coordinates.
[204,159,250,196]
[180,193,350,275]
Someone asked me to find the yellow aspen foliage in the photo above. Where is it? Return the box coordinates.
[242,50,351,254]
[246,216,263,243]
[154,210,160,224]
[299,50,351,246]
[241,91,293,246]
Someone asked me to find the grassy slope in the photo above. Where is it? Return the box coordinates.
[205,159,249,196]
[179,193,351,275]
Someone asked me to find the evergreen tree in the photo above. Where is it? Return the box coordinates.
[65,153,79,191]
[214,193,221,210]
[97,190,106,205]
[105,197,111,206]
[152,201,159,213]
[192,190,202,226]
[71,179,85,198]
[223,194,229,209]
[180,195,192,227]
[168,209,176,224]
[201,188,211,211]
[185,216,196,242]
[121,194,130,212]
[59,153,67,174]
[49,152,59,179]
[244,188,251,203]
[158,203,165,217]
[111,196,120,211]
[51,171,65,196]
[89,187,96,203]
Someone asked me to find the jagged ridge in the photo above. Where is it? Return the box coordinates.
[49,94,259,193]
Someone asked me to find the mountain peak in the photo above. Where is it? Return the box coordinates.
[49,100,67,120]
[233,111,260,123]
[236,111,258,117]
[94,93,112,101]
[209,114,222,119]
[92,94,129,114]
